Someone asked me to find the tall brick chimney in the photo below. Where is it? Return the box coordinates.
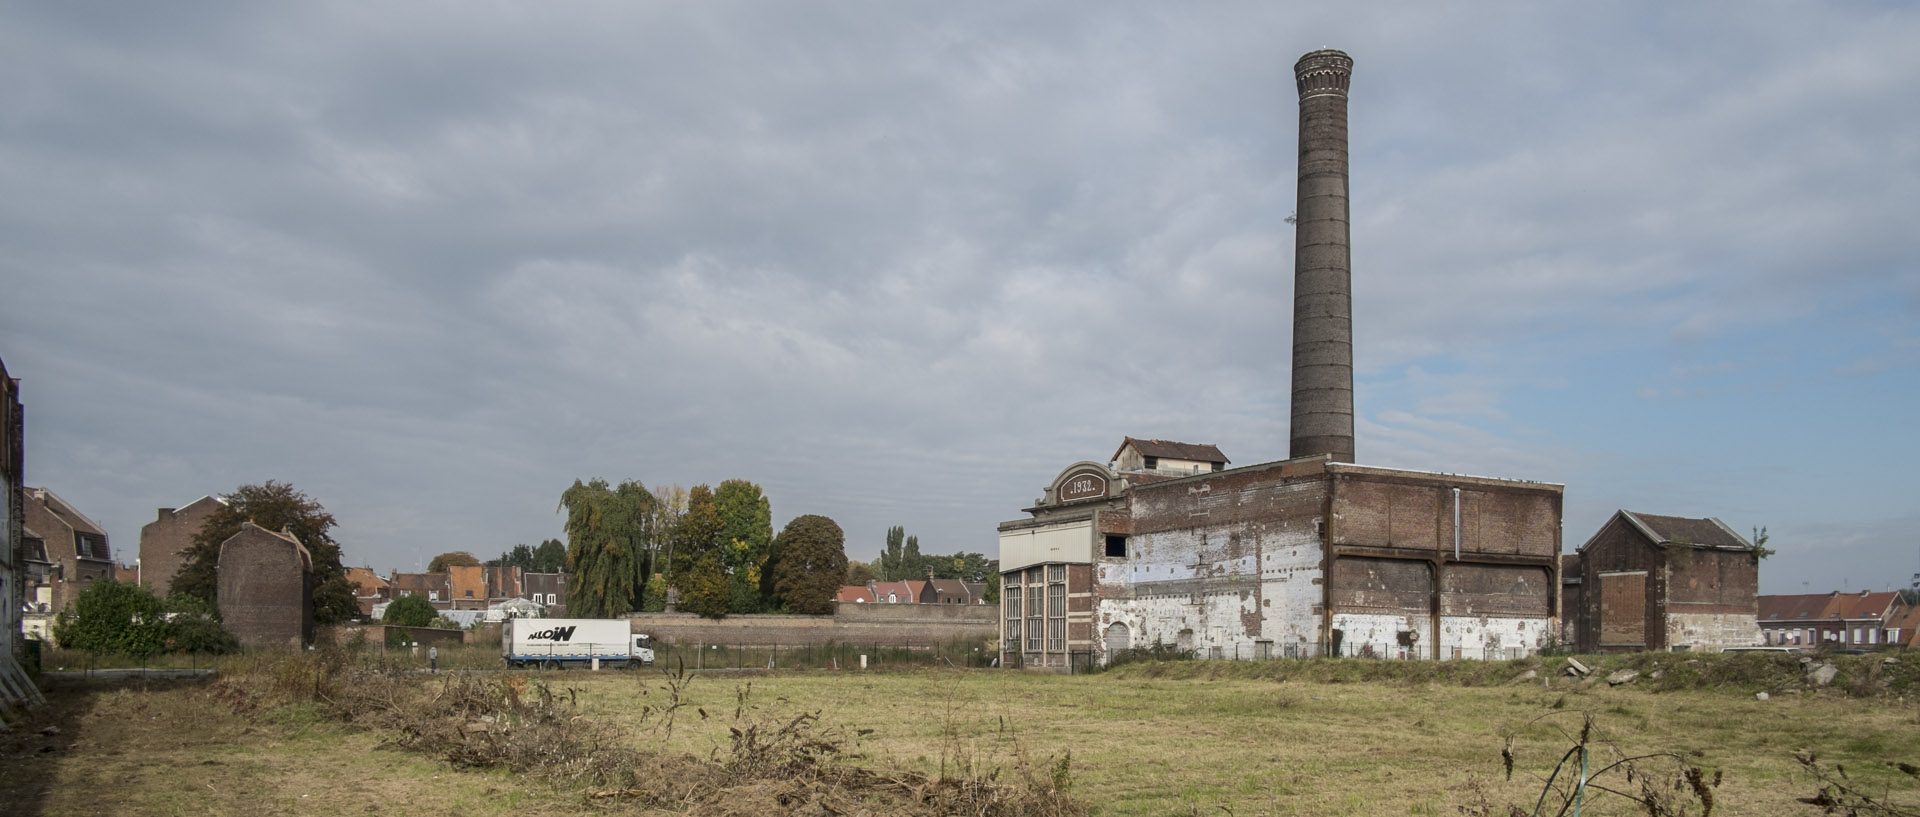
[1289,49,1356,464]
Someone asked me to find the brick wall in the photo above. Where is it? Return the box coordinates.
[622,605,997,648]
[217,524,312,648]
[138,497,221,598]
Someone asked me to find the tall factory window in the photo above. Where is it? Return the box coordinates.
[1047,576,1066,651]
[1004,576,1022,647]
[1025,583,1043,651]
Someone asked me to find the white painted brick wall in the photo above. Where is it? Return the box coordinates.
[1667,612,1761,653]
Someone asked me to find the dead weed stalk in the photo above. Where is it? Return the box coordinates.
[1464,710,1720,817]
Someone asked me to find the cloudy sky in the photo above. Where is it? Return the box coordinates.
[4,3,1915,594]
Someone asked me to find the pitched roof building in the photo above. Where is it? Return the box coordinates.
[1111,437,1229,475]
[217,522,314,648]
[21,487,117,614]
[1571,510,1759,653]
[138,496,225,598]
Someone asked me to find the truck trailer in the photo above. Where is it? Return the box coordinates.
[502,618,655,669]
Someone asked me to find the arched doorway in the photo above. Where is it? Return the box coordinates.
[1104,622,1131,663]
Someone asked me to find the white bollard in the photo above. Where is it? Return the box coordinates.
[860,654,868,669]
[592,657,600,671]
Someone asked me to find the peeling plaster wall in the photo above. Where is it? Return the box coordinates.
[1095,467,1328,662]
[1667,612,1761,653]
[1438,616,1549,660]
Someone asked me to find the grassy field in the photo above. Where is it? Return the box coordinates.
[5,653,1919,816]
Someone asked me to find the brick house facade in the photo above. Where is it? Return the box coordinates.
[21,487,116,614]
[137,495,224,598]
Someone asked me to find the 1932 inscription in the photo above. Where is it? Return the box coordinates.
[1059,469,1108,502]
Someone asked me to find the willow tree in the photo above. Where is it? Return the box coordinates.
[559,478,658,618]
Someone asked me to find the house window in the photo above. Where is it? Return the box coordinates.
[1105,535,1128,558]
[465,590,474,598]
[546,593,555,604]
[1143,456,1159,469]
[429,590,440,601]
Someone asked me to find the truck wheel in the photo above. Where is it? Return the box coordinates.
[543,660,561,671]
[625,659,640,670]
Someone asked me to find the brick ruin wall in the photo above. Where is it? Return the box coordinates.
[1096,469,1330,660]
[1326,471,1560,660]
[217,529,311,649]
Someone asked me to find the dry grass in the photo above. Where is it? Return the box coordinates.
[570,661,1920,816]
[5,652,1918,816]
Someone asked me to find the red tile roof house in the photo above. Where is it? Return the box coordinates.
[1884,604,1920,650]
[836,584,877,604]
[867,580,921,604]
[447,564,491,610]
[1757,593,1843,647]
[924,579,977,605]
[345,566,390,617]
[1827,591,1905,648]
[1759,591,1908,649]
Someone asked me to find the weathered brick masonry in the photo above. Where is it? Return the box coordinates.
[138,496,222,598]
[217,522,313,649]
[1001,455,1563,667]
[621,604,998,648]
[1574,511,1757,653]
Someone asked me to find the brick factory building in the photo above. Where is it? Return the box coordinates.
[1569,510,1758,653]
[999,450,1561,669]
[996,49,1566,669]
[217,522,314,648]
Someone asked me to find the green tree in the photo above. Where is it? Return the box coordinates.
[53,579,169,656]
[427,551,481,573]
[880,526,906,580]
[641,573,669,613]
[714,479,774,613]
[533,538,568,572]
[1751,525,1776,560]
[559,479,658,618]
[923,551,995,581]
[488,544,535,569]
[677,552,731,617]
[902,534,924,580]
[671,485,724,587]
[171,481,358,625]
[845,559,877,586]
[772,515,847,615]
[383,593,437,627]
[983,572,1001,604]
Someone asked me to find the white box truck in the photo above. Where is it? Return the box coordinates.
[502,618,655,669]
